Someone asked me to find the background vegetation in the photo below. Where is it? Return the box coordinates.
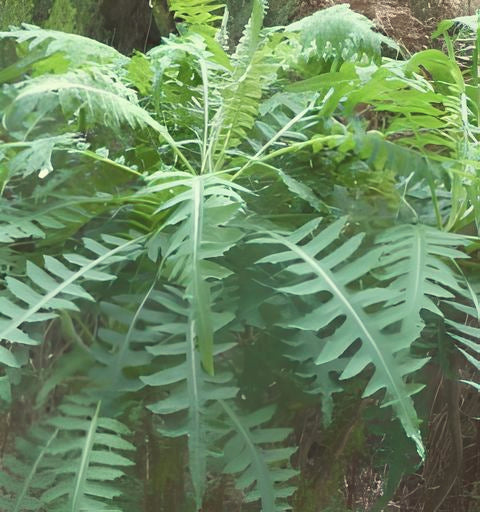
[1,0,477,54]
[1,1,480,511]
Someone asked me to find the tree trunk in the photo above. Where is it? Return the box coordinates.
[0,0,172,52]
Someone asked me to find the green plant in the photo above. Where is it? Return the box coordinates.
[0,395,135,511]
[1,2,479,511]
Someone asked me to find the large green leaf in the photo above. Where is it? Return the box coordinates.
[286,4,397,64]
[376,224,468,323]
[0,25,127,67]
[0,395,134,512]
[254,219,444,457]
[70,401,102,512]
[4,71,161,134]
[211,0,278,163]
[0,236,142,367]
[220,401,298,512]
[141,287,237,509]
[144,172,245,373]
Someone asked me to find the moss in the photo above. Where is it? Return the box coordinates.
[75,0,105,39]
[0,0,106,41]
[43,0,76,32]
[0,0,34,29]
[43,0,105,39]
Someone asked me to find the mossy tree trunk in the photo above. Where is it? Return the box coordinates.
[0,0,173,53]
[1,0,301,54]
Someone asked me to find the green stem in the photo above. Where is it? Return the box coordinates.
[199,59,211,174]
[232,133,339,181]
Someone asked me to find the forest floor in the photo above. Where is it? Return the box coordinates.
[293,0,470,53]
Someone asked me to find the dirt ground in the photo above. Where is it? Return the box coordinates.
[293,0,477,53]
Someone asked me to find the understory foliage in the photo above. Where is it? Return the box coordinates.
[0,1,480,511]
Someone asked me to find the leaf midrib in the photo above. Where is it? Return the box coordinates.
[220,399,276,512]
[0,237,142,343]
[275,234,423,454]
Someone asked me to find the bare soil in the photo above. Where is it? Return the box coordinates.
[292,0,474,53]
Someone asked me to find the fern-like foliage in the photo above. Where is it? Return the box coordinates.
[375,224,468,322]
[144,171,245,372]
[142,34,220,162]
[3,70,163,135]
[140,286,237,509]
[2,4,480,510]
[1,134,82,179]
[0,198,108,244]
[286,3,397,65]
[167,0,225,34]
[254,219,468,456]
[233,0,267,62]
[212,0,278,163]
[0,236,142,367]
[0,25,126,87]
[214,44,279,158]
[140,285,297,511]
[284,331,346,426]
[0,24,127,67]
[445,300,480,372]
[219,401,298,512]
[0,395,134,511]
[88,295,158,392]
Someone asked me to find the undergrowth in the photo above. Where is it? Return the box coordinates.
[0,1,480,511]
